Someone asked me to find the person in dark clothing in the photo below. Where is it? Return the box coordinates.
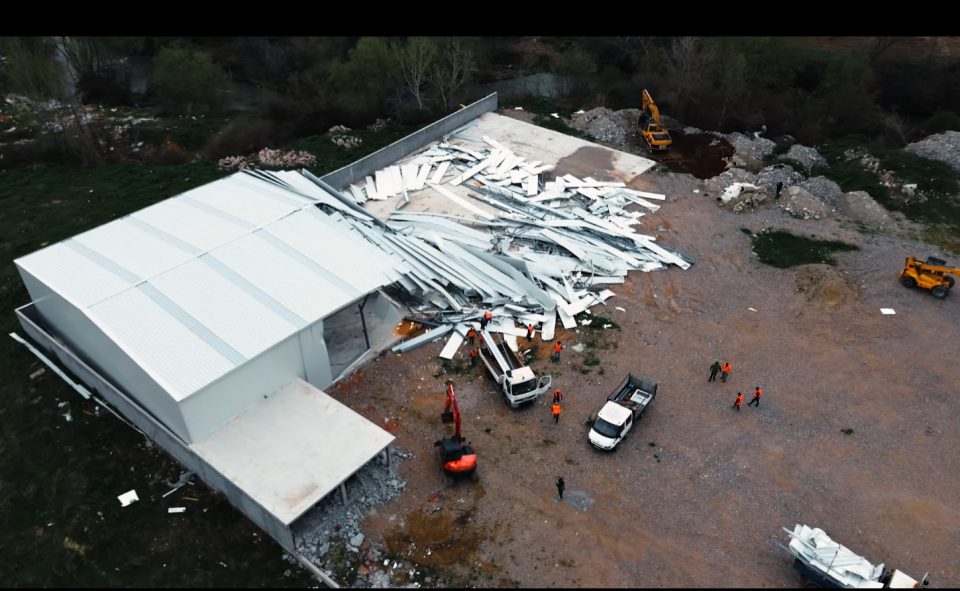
[748,385,762,407]
[556,477,565,499]
[552,388,563,403]
[708,360,722,382]
[733,392,743,412]
[775,181,784,199]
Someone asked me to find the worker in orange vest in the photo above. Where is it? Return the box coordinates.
[748,385,762,407]
[552,340,563,362]
[552,401,562,423]
[526,323,535,340]
[552,388,563,403]
[721,362,732,383]
[480,309,493,330]
[469,348,478,367]
[466,327,476,345]
[733,392,743,412]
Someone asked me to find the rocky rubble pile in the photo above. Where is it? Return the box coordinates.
[904,130,960,172]
[570,107,640,148]
[292,448,415,587]
[719,131,776,169]
[799,177,843,207]
[779,186,830,220]
[780,143,828,172]
[839,191,891,229]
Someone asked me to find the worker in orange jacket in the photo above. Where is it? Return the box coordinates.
[480,309,493,330]
[748,386,762,407]
[552,341,563,362]
[721,362,732,383]
[733,392,743,412]
[552,401,562,423]
[552,388,563,403]
[526,323,535,340]
[469,348,478,367]
[466,327,476,345]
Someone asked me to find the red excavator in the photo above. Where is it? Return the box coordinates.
[435,382,478,482]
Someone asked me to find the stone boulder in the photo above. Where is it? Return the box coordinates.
[904,130,960,172]
[721,131,777,171]
[839,191,891,229]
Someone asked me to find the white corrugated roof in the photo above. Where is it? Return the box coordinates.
[15,171,403,402]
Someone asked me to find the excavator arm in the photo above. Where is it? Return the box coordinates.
[638,89,672,151]
[641,89,662,128]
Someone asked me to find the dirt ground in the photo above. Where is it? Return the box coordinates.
[328,169,960,587]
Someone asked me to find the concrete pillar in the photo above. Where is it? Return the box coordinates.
[383,445,391,468]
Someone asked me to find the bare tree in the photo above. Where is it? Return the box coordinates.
[397,37,437,110]
[430,38,475,110]
[661,37,714,117]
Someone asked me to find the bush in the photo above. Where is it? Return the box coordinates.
[202,118,290,160]
[921,110,960,136]
[153,46,229,115]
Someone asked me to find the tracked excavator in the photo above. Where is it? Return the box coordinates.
[435,382,478,482]
[638,89,673,152]
[899,256,960,299]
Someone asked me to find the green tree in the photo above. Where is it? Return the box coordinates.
[328,37,400,118]
[153,45,229,115]
[0,37,66,100]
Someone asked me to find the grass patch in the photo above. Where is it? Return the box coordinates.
[541,438,556,447]
[752,230,859,268]
[840,428,855,435]
[583,356,601,366]
[777,157,809,176]
[559,558,575,568]
[293,122,418,176]
[579,367,592,374]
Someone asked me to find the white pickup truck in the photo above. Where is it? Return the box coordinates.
[588,374,657,451]
[478,329,552,408]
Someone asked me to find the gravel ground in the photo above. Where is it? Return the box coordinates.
[320,168,960,587]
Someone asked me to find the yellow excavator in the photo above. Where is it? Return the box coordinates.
[638,89,673,152]
[899,256,960,299]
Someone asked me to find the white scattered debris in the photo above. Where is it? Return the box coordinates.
[513,106,523,111]
[338,132,693,359]
[551,113,560,119]
[29,368,46,380]
[693,189,700,194]
[573,109,585,115]
[880,308,896,315]
[748,307,758,312]
[62,412,72,423]
[721,182,761,203]
[615,306,626,312]
[117,489,139,507]
[168,507,186,514]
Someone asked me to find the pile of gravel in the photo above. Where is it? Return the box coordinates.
[780,144,828,172]
[904,130,960,172]
[292,448,414,587]
[570,107,639,147]
[779,186,830,220]
[839,191,891,229]
[720,131,777,169]
[800,177,843,207]
[756,164,805,195]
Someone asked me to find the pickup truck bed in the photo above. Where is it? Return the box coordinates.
[608,374,657,416]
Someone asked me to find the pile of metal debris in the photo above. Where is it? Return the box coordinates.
[320,133,692,358]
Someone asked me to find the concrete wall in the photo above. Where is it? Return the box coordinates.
[179,334,310,442]
[16,271,190,440]
[14,303,297,553]
[321,93,498,190]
